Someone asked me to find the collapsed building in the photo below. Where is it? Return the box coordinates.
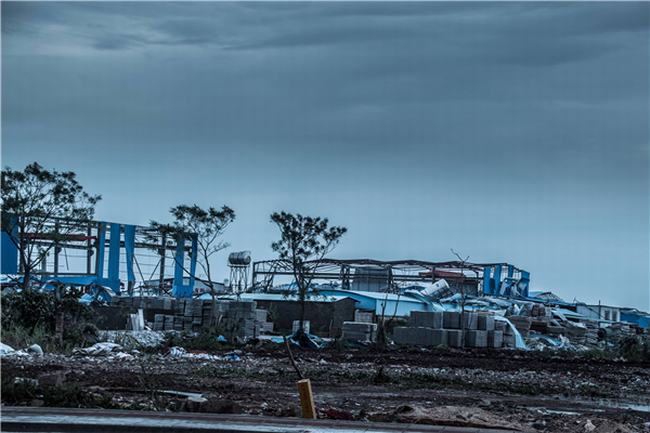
[1,214,648,349]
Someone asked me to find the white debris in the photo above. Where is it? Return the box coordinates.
[98,330,166,349]
[0,342,16,356]
[14,377,38,386]
[26,344,44,356]
[185,352,220,361]
[169,346,187,357]
[584,419,596,432]
[75,342,123,356]
[110,352,135,361]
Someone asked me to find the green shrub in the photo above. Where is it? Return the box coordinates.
[617,335,650,362]
[1,288,96,350]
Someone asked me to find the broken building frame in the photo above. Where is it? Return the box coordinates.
[1,214,199,298]
[251,258,530,297]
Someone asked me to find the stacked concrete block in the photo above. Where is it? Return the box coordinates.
[443,311,461,329]
[392,309,505,349]
[478,315,495,331]
[292,320,310,335]
[508,316,532,337]
[110,297,274,339]
[392,327,446,347]
[221,301,258,339]
[447,330,463,347]
[410,311,443,328]
[488,330,503,348]
[341,321,378,342]
[354,310,374,323]
[503,333,516,348]
[494,320,507,332]
[465,330,488,348]
[392,327,412,345]
[153,314,165,331]
[427,329,447,346]
[462,313,478,330]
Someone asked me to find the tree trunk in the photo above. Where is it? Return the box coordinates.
[22,266,31,291]
[299,295,307,336]
[210,288,218,328]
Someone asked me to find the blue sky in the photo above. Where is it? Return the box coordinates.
[2,2,648,308]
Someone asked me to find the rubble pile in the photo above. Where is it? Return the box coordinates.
[503,301,646,350]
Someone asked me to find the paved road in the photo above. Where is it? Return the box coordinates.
[0,407,521,433]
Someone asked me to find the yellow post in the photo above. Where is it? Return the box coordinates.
[296,378,316,419]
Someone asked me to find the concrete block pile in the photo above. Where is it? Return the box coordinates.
[341,321,377,342]
[392,311,505,349]
[110,297,273,339]
[354,310,374,323]
[507,316,532,337]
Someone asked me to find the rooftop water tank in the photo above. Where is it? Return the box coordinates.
[228,251,251,266]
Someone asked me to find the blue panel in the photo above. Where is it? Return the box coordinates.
[172,237,184,288]
[621,312,650,329]
[124,225,136,283]
[95,223,106,279]
[1,221,18,274]
[493,265,502,296]
[41,275,99,286]
[504,265,514,296]
[107,223,121,294]
[482,266,492,295]
[172,236,193,298]
[188,235,198,292]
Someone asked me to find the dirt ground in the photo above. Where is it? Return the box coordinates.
[2,345,650,433]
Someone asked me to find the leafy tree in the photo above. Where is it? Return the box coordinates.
[270,211,347,338]
[1,162,101,289]
[150,205,235,322]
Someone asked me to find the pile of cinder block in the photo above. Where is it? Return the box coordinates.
[110,297,273,339]
[341,321,378,342]
[508,315,532,337]
[354,310,374,323]
[392,311,505,349]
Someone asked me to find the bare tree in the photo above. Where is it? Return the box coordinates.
[150,205,235,323]
[270,212,346,339]
[1,162,101,289]
[451,248,470,346]
[376,267,402,349]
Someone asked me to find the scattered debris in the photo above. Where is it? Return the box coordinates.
[0,342,16,356]
[26,344,44,356]
[169,346,187,357]
[74,342,123,356]
[370,404,524,430]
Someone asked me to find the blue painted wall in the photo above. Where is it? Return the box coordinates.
[621,311,650,329]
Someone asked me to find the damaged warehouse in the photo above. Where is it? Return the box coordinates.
[3,2,650,431]
[1,216,648,349]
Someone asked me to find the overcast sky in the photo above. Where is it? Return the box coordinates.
[2,2,649,308]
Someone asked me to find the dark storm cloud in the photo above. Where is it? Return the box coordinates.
[2,2,648,308]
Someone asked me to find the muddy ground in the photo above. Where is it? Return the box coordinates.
[2,346,650,433]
